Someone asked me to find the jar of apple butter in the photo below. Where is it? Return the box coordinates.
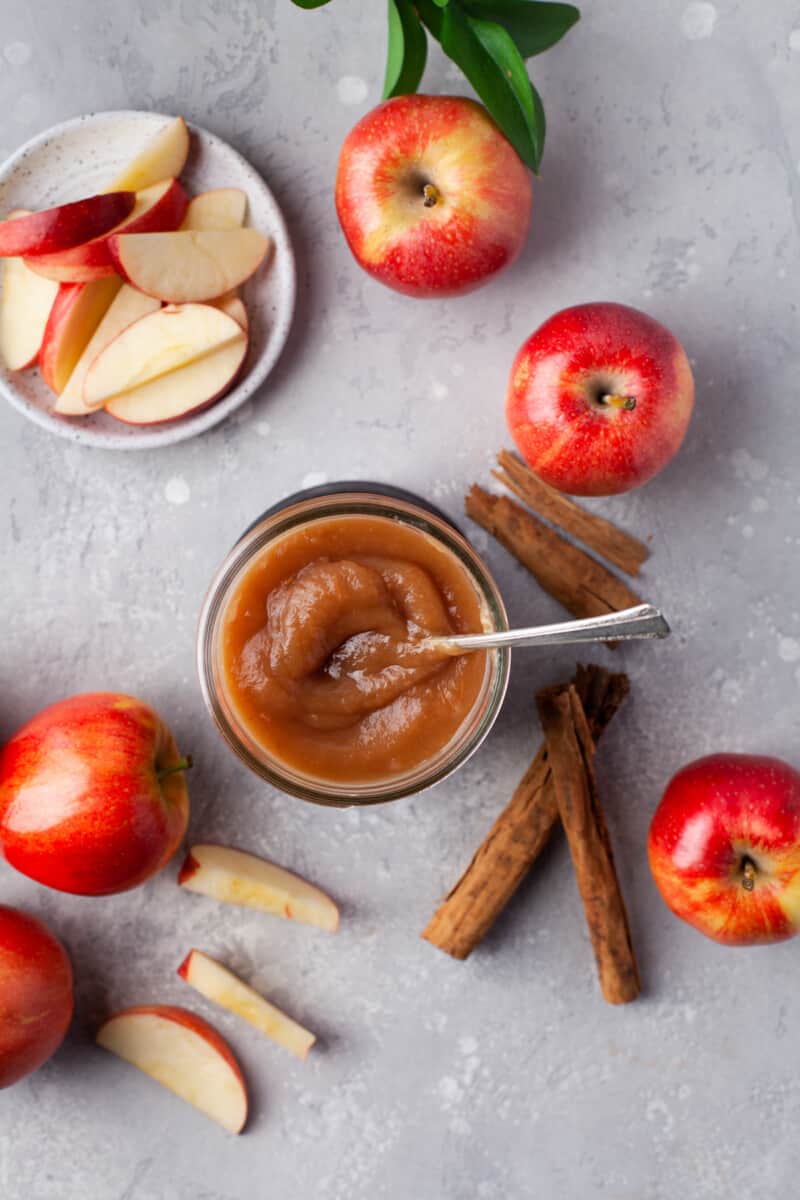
[197,485,509,805]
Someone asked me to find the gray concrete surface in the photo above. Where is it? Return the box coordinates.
[1,1,799,1196]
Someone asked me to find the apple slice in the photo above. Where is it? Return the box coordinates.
[40,277,123,394]
[179,845,339,932]
[182,188,247,232]
[0,211,60,370]
[26,179,188,284]
[213,294,248,332]
[96,1005,247,1134]
[109,229,270,303]
[55,286,161,415]
[106,116,190,193]
[0,192,134,258]
[83,302,244,407]
[178,949,316,1061]
[104,335,247,425]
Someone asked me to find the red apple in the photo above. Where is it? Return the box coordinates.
[0,905,73,1088]
[335,94,532,299]
[25,178,189,283]
[506,302,694,496]
[648,753,800,945]
[0,192,134,257]
[0,693,190,896]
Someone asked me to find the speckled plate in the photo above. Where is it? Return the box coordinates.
[0,111,296,449]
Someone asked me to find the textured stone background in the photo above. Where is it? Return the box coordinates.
[1,1,799,1196]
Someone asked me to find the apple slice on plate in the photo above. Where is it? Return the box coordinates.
[0,192,134,257]
[182,188,247,232]
[26,179,188,284]
[55,285,161,415]
[105,336,248,425]
[96,1005,247,1134]
[213,294,248,332]
[179,844,339,931]
[106,116,190,193]
[0,211,60,370]
[109,229,270,303]
[178,949,316,1061]
[40,276,123,394]
[83,302,245,406]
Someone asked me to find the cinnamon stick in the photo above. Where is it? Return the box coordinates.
[494,450,650,577]
[465,486,641,624]
[536,684,640,1005]
[422,664,629,960]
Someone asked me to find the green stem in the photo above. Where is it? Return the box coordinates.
[158,755,193,782]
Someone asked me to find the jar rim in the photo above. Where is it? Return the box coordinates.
[196,491,510,806]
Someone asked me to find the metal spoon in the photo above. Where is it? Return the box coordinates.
[425,603,670,656]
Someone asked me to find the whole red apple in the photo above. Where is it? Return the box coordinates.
[0,693,190,895]
[0,905,73,1088]
[648,753,800,945]
[506,302,694,495]
[335,94,532,299]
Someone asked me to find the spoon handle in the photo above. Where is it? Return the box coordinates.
[440,603,670,653]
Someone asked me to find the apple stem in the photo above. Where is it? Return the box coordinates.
[741,858,756,892]
[422,183,440,208]
[600,393,637,412]
[158,755,193,782]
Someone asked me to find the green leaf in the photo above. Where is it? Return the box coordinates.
[431,0,451,7]
[290,0,333,8]
[435,7,544,170]
[383,0,428,99]
[461,0,579,58]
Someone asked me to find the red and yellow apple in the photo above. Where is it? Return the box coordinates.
[335,94,532,299]
[0,191,134,257]
[506,302,695,496]
[648,753,800,945]
[0,693,190,895]
[0,905,73,1088]
[96,1005,247,1133]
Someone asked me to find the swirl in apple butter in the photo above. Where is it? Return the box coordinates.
[220,514,491,784]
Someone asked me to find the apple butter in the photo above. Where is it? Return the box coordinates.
[219,513,491,784]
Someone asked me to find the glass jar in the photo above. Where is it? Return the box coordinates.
[197,485,510,806]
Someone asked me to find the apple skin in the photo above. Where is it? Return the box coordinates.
[0,192,135,257]
[647,753,800,945]
[25,179,189,283]
[506,302,694,496]
[335,94,532,299]
[0,905,73,1088]
[0,693,190,896]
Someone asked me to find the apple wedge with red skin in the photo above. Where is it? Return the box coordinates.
[0,905,73,1089]
[96,1005,247,1134]
[55,284,161,416]
[26,178,188,284]
[104,334,248,425]
[0,210,59,370]
[83,303,245,407]
[648,753,800,945]
[178,949,316,1061]
[40,276,123,393]
[179,844,339,931]
[335,94,532,299]
[108,228,270,303]
[506,302,695,497]
[106,115,190,193]
[0,692,190,896]
[0,191,134,257]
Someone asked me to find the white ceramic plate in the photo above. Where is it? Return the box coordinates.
[0,111,296,449]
